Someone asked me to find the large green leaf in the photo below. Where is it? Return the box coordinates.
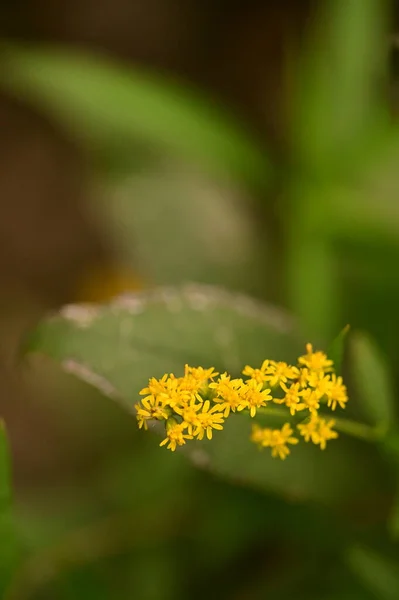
[0,424,18,596]
[24,284,299,401]
[23,284,389,506]
[1,45,269,186]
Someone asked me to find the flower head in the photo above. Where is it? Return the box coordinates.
[209,373,245,417]
[270,423,299,459]
[297,414,338,450]
[265,361,299,387]
[174,398,203,434]
[298,343,333,373]
[300,388,321,413]
[181,365,219,392]
[251,423,298,459]
[135,396,170,430]
[138,341,346,458]
[160,420,193,451]
[242,360,270,384]
[296,367,311,388]
[307,371,332,398]
[193,400,225,440]
[276,382,306,415]
[237,380,272,417]
[184,365,218,382]
[139,374,171,397]
[326,374,348,411]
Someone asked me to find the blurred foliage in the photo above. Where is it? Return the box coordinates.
[0,425,18,596]
[1,0,399,598]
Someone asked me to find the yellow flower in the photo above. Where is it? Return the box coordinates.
[300,388,321,413]
[326,374,348,411]
[250,424,273,447]
[209,373,245,417]
[297,413,319,442]
[237,380,273,418]
[135,396,170,430]
[193,400,225,440]
[174,398,204,434]
[270,423,299,459]
[276,382,306,415]
[316,417,338,449]
[160,420,193,451]
[242,360,270,384]
[308,371,332,398]
[138,343,348,458]
[297,414,338,449]
[296,367,312,388]
[158,377,195,409]
[265,361,299,387]
[181,365,219,392]
[251,423,298,459]
[139,374,170,397]
[184,365,218,381]
[298,343,333,372]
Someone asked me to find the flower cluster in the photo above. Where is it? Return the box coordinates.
[135,343,348,458]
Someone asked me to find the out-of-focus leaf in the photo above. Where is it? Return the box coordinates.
[97,166,268,295]
[294,0,387,171]
[319,133,399,248]
[389,489,399,540]
[0,424,18,596]
[23,284,299,401]
[1,45,269,187]
[350,331,396,428]
[347,546,399,600]
[22,284,390,506]
[328,325,350,375]
[199,412,387,506]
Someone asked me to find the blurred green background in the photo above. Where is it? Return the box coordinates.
[1,0,399,598]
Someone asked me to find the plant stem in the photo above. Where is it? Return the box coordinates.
[332,417,387,442]
[255,406,385,443]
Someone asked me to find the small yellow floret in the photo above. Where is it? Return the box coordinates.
[251,422,298,459]
[135,396,170,430]
[237,380,272,417]
[297,414,338,449]
[275,382,306,415]
[193,400,225,440]
[209,373,245,417]
[160,421,193,451]
[298,343,333,372]
[300,388,321,413]
[242,360,270,384]
[265,361,299,387]
[326,374,348,411]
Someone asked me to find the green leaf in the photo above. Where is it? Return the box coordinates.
[294,0,387,171]
[328,325,350,375]
[97,168,268,295]
[1,45,269,187]
[350,331,396,428]
[23,284,390,506]
[347,546,399,600]
[24,284,299,401]
[0,423,18,596]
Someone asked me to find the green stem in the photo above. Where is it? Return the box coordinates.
[255,406,385,443]
[332,417,387,442]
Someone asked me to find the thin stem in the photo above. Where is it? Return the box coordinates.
[254,406,385,443]
[331,416,387,442]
